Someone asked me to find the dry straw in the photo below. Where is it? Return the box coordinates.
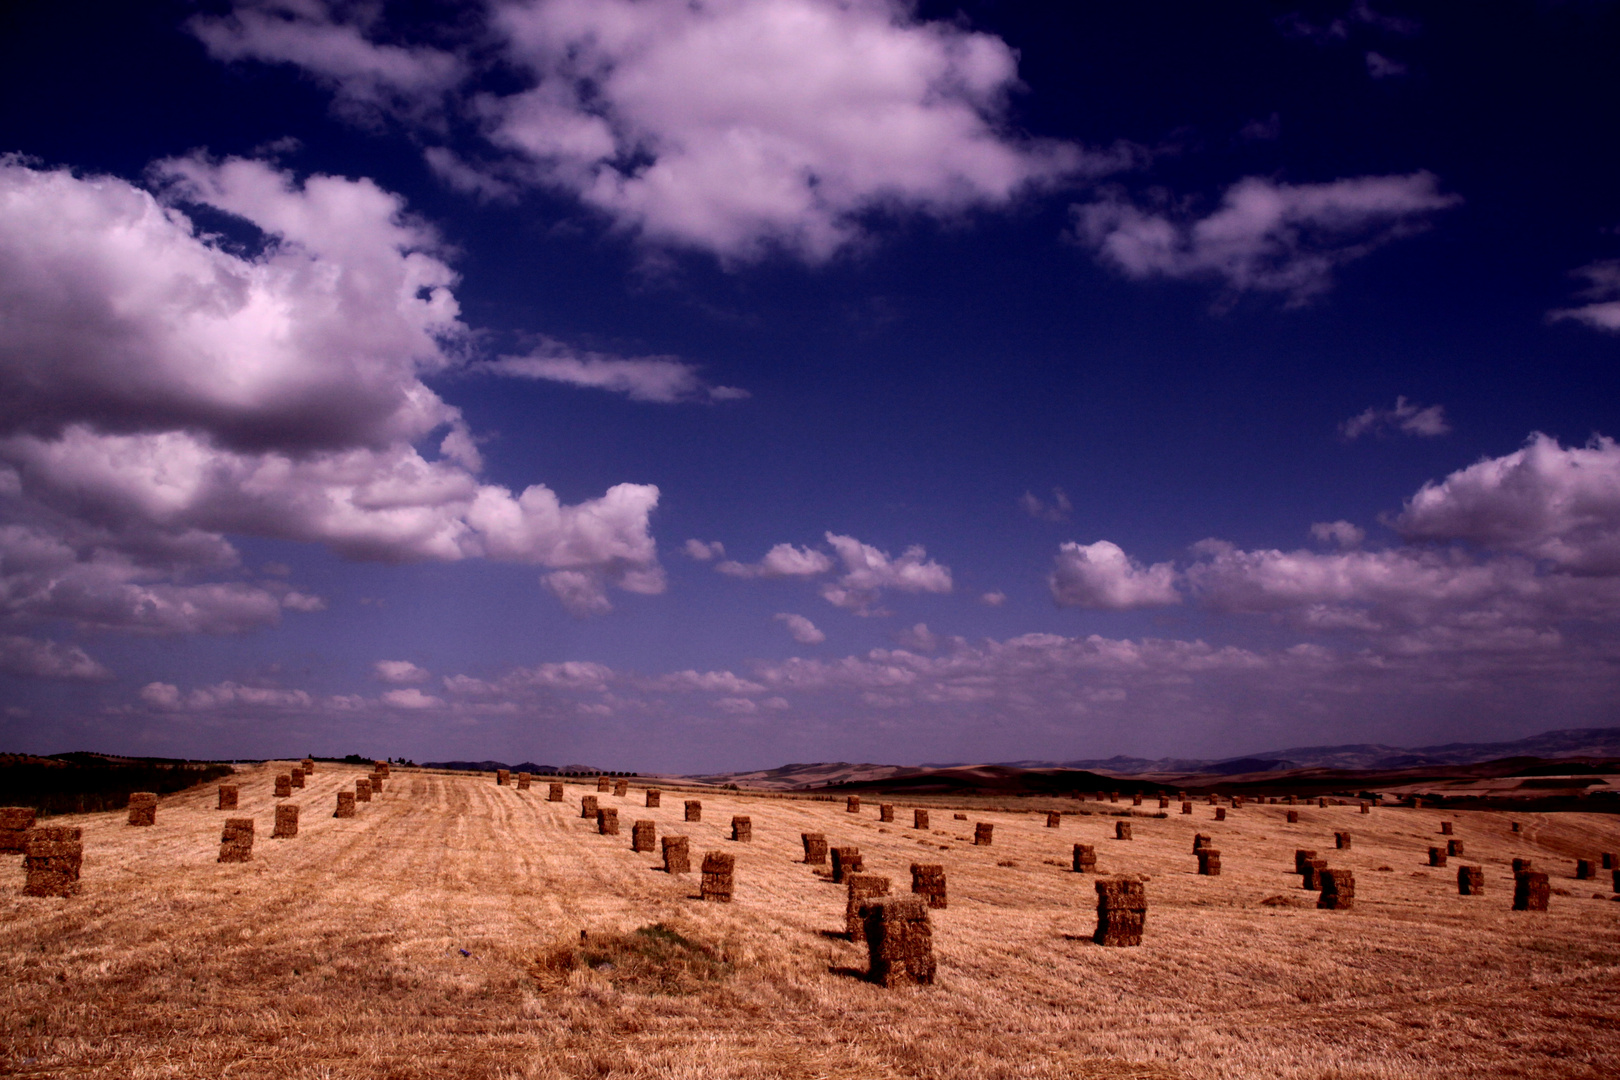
[1575,859,1594,880]
[953,812,967,820]
[334,791,356,818]
[1361,802,1371,813]
[23,825,83,897]
[1197,849,1221,876]
[127,792,157,827]
[863,895,936,987]
[0,806,37,854]
[1073,843,1097,872]
[700,851,734,902]
[1114,821,1132,841]
[615,780,629,797]
[1182,802,1193,816]
[581,795,599,819]
[1318,868,1354,910]
[847,796,861,814]
[845,874,892,937]
[1133,793,1143,806]
[685,800,702,822]
[879,804,894,822]
[1514,870,1550,911]
[274,774,292,798]
[1158,796,1170,809]
[496,769,510,786]
[910,863,947,908]
[1193,833,1212,853]
[1110,792,1120,803]
[831,846,864,883]
[1093,877,1146,947]
[731,815,751,843]
[1301,859,1326,890]
[1294,849,1317,873]
[1429,846,1448,868]
[632,819,656,853]
[1286,795,1297,806]
[1440,821,1454,835]
[802,832,828,865]
[374,761,390,778]
[217,785,238,811]
[218,817,254,863]
[646,789,661,808]
[1207,794,1217,805]
[548,783,564,802]
[1286,810,1299,824]
[301,758,315,774]
[1448,839,1465,857]
[272,804,299,839]
[1458,865,1485,895]
[355,778,371,802]
[1317,797,1328,809]
[597,776,611,792]
[974,822,994,846]
[1215,808,1227,821]
[1046,811,1061,828]
[597,808,619,835]
[290,768,305,789]
[1335,831,1352,850]
[913,809,929,830]
[662,835,690,874]
[368,773,385,793]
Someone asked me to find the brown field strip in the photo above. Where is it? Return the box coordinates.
[2,766,1619,1079]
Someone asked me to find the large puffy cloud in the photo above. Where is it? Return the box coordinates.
[1049,540,1180,610]
[195,0,1114,261]
[1074,172,1459,304]
[820,533,951,614]
[0,157,664,630]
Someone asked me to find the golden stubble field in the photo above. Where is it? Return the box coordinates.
[2,765,1618,1080]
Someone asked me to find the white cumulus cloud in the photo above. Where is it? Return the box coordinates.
[774,612,826,644]
[374,660,429,684]
[1049,540,1180,610]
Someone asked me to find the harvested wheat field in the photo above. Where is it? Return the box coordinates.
[2,766,1619,1079]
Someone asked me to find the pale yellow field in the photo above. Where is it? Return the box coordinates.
[2,765,1618,1079]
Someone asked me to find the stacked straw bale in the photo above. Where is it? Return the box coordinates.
[1093,877,1146,947]
[1109,792,1120,803]
[1193,833,1212,853]
[879,804,894,822]
[1576,859,1594,880]
[1207,794,1217,805]
[597,776,611,793]
[1429,846,1448,867]
[646,789,661,808]
[581,795,599,819]
[127,792,157,827]
[831,846,864,883]
[846,873,892,936]
[1512,857,1533,874]
[1440,821,1454,836]
[632,820,656,852]
[301,758,315,774]
[1514,870,1550,911]
[974,822,994,846]
[731,815,752,842]
[1602,853,1615,870]
[700,851,734,901]
[356,778,372,802]
[1073,843,1097,872]
[662,835,690,874]
[548,783,564,802]
[953,812,967,820]
[1360,802,1370,814]
[1182,802,1193,816]
[1133,793,1143,806]
[862,895,935,987]
[1301,859,1327,890]
[1233,796,1245,808]
[1286,795,1297,806]
[802,832,828,864]
[597,808,619,835]
[1318,797,1328,809]
[375,761,390,778]
[1214,808,1226,821]
[1448,839,1465,857]
[1294,849,1317,873]
[274,774,292,798]
[911,863,947,908]
[1318,868,1354,910]
[369,772,385,793]
[218,818,254,863]
[1196,849,1221,876]
[685,800,702,822]
[1158,796,1170,809]
[1335,831,1352,850]
[1458,865,1485,895]
[913,809,929,829]
[1046,811,1062,828]
[334,791,356,818]
[496,769,510,786]
[0,806,37,854]
[272,804,299,838]
[615,780,628,797]
[217,785,238,810]
[1286,810,1299,824]
[1114,821,1132,841]
[290,768,305,789]
[23,825,83,897]
[847,796,861,813]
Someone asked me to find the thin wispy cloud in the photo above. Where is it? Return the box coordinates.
[1340,396,1450,439]
[483,344,749,403]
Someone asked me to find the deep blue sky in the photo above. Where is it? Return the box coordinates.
[1,0,1617,769]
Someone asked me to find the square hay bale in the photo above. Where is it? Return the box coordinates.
[217,785,239,811]
[911,863,947,908]
[731,815,751,843]
[1093,877,1147,947]
[1181,802,1193,816]
[1132,793,1143,806]
[1109,792,1119,803]
[290,768,305,789]
[597,776,611,792]
[1286,795,1297,806]
[1095,791,1107,802]
[581,795,599,819]
[879,804,895,822]
[272,803,299,839]
[275,774,292,798]
[1318,868,1354,910]
[334,791,356,818]
[953,812,967,820]
[1115,821,1132,841]
[1215,808,1227,821]
[1360,802,1370,814]
[1294,849,1318,873]
[1448,839,1465,856]
[0,806,38,854]
[1440,821,1454,835]
[1286,810,1299,824]
[662,835,690,874]
[218,818,254,863]
[1193,833,1212,853]
[700,851,734,902]
[374,761,390,778]
[1318,797,1328,809]
[831,846,864,883]
[1458,865,1485,895]
[1301,859,1326,890]
[913,809,929,829]
[646,789,661,808]
[862,895,935,987]
[1602,853,1615,870]
[1511,821,1521,832]
[496,769,510,786]
[846,873,892,937]
[1046,811,1062,828]
[1207,794,1217,805]
[127,791,157,827]
[615,780,629,797]
[632,819,656,852]
[847,796,861,813]
[1197,849,1221,876]
[1576,859,1595,880]
[1158,796,1170,809]
[974,822,994,846]
[301,758,315,774]
[598,808,620,835]
[549,783,564,802]
[802,832,828,864]
[1327,831,1349,850]
[1233,796,1245,808]
[1512,857,1533,874]
[1073,843,1097,872]
[685,800,702,822]
[1613,868,1619,893]
[23,826,84,897]
[1514,870,1550,911]
[1429,846,1448,867]
[369,773,385,793]
[355,778,372,802]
